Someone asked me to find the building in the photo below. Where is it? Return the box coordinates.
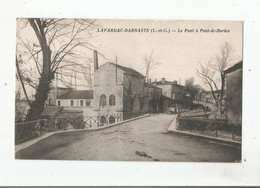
[56,89,95,116]
[44,50,162,124]
[153,78,191,111]
[46,87,72,106]
[144,82,162,113]
[56,90,93,107]
[93,61,146,122]
[224,61,242,124]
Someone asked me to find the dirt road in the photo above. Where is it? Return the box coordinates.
[16,114,241,162]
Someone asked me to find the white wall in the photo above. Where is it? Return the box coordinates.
[93,63,124,115]
[56,99,92,107]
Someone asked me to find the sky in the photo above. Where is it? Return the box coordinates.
[91,19,243,86]
[16,19,243,97]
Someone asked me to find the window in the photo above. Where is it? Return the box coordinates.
[57,100,61,106]
[100,94,106,107]
[80,100,84,106]
[109,94,116,105]
[70,100,74,106]
[86,101,90,106]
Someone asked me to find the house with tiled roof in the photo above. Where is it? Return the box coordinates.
[45,87,95,117]
[56,90,93,107]
[93,61,148,122]
[153,78,192,111]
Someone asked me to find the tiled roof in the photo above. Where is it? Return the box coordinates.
[57,90,93,99]
[41,106,63,116]
[111,63,145,78]
[144,83,162,89]
[224,61,242,74]
[155,80,175,85]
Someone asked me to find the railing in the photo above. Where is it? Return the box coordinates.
[15,119,47,144]
[83,112,144,128]
[15,112,146,144]
[176,117,241,141]
[179,107,217,118]
[83,113,123,128]
[52,112,145,129]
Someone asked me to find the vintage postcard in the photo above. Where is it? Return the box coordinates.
[15,18,243,162]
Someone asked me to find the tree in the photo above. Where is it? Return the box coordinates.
[16,54,31,106]
[143,50,160,83]
[185,77,200,101]
[196,42,236,114]
[16,18,96,121]
[143,50,160,112]
[83,64,93,89]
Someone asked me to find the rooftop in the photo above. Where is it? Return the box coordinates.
[41,106,63,116]
[57,90,93,99]
[144,83,162,90]
[224,61,242,74]
[155,80,184,87]
[110,62,145,78]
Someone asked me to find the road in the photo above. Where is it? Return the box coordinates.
[16,114,241,162]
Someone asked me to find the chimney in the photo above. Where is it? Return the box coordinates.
[93,50,98,71]
[161,78,166,84]
[155,79,157,83]
[149,78,151,84]
[173,80,177,84]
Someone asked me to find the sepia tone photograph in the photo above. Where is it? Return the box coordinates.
[15,18,243,162]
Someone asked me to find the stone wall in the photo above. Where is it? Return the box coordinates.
[225,68,242,124]
[93,63,124,115]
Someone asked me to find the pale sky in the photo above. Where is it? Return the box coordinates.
[16,19,243,97]
[92,19,243,86]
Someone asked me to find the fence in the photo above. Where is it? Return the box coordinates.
[176,117,241,141]
[83,113,123,128]
[15,112,146,144]
[15,119,47,144]
[179,107,217,118]
[83,112,145,128]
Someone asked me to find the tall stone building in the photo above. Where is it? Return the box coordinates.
[93,61,146,121]
[224,61,242,124]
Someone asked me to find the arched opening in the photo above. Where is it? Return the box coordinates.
[100,94,106,107]
[109,116,115,124]
[100,116,106,126]
[109,94,116,106]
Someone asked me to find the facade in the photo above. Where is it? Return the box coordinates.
[154,78,191,111]
[224,61,242,124]
[46,87,72,106]
[56,90,95,116]
[93,62,146,121]
[144,83,162,113]
[56,90,93,107]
